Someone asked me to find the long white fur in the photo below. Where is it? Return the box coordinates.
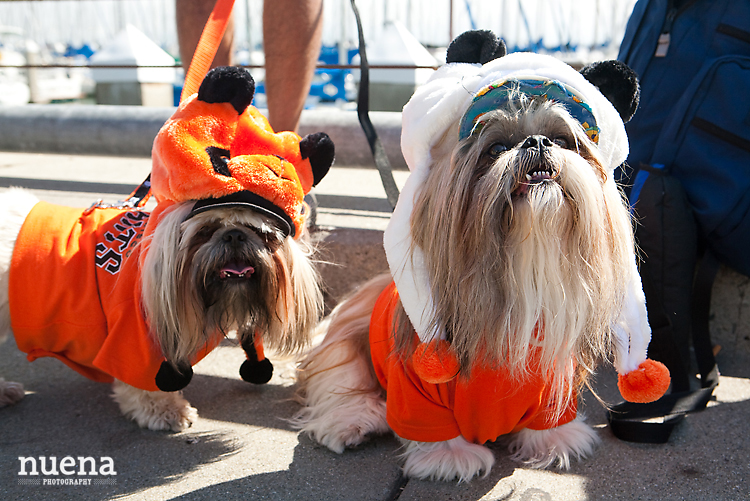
[297,101,624,481]
[507,416,600,470]
[393,53,651,377]
[141,204,322,367]
[405,103,633,424]
[297,274,601,481]
[399,436,495,483]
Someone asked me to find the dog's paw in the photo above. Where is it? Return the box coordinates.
[320,408,387,452]
[141,398,198,432]
[400,436,495,483]
[294,394,389,453]
[0,379,25,407]
[508,417,599,470]
[112,380,198,432]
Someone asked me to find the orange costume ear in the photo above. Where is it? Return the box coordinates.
[151,66,335,238]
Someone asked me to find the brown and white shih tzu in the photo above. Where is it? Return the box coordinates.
[294,31,669,482]
[0,66,335,432]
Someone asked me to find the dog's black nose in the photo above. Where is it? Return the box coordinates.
[223,229,246,243]
[520,135,553,150]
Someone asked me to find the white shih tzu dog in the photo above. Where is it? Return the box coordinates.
[294,31,669,481]
[0,66,334,432]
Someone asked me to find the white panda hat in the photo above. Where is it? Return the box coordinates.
[384,30,670,403]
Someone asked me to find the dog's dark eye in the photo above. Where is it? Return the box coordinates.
[250,225,283,250]
[487,143,508,158]
[196,224,219,240]
[552,137,569,149]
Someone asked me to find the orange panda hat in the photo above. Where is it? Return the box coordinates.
[151,66,334,238]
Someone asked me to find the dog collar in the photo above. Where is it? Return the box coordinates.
[458,78,600,144]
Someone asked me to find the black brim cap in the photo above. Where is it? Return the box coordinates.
[186,191,296,238]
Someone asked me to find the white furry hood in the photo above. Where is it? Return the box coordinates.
[384,51,650,377]
[401,52,630,178]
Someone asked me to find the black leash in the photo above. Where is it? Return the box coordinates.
[86,174,151,212]
[121,174,152,208]
[350,0,400,210]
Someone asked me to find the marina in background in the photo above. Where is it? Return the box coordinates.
[0,0,638,108]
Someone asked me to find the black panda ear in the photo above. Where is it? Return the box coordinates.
[299,132,335,187]
[446,30,506,65]
[580,60,640,123]
[197,66,256,114]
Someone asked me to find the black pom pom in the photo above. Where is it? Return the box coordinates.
[299,132,335,187]
[446,30,507,65]
[155,361,193,392]
[240,358,274,384]
[197,66,256,114]
[580,60,640,123]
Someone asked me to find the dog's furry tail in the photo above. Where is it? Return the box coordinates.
[292,273,392,452]
[296,273,391,386]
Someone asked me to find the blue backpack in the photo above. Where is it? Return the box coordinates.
[609,0,750,442]
[620,0,750,274]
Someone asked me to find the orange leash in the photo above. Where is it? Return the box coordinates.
[179,0,235,103]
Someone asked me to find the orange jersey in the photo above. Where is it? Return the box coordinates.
[369,282,577,444]
[9,202,221,392]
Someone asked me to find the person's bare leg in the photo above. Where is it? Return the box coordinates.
[263,0,323,133]
[176,0,235,69]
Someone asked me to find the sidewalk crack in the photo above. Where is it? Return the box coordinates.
[385,473,409,501]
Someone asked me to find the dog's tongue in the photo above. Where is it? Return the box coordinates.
[220,263,255,279]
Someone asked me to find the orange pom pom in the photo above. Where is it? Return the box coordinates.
[411,340,460,384]
[618,359,671,403]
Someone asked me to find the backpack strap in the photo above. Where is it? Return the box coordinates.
[607,368,717,443]
[607,248,720,443]
[691,248,720,382]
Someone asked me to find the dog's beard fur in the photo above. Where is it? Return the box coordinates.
[141,203,322,371]
[405,96,634,420]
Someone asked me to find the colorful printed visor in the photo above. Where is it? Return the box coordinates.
[458,78,600,143]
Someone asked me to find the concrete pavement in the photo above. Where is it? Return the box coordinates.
[0,145,749,500]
